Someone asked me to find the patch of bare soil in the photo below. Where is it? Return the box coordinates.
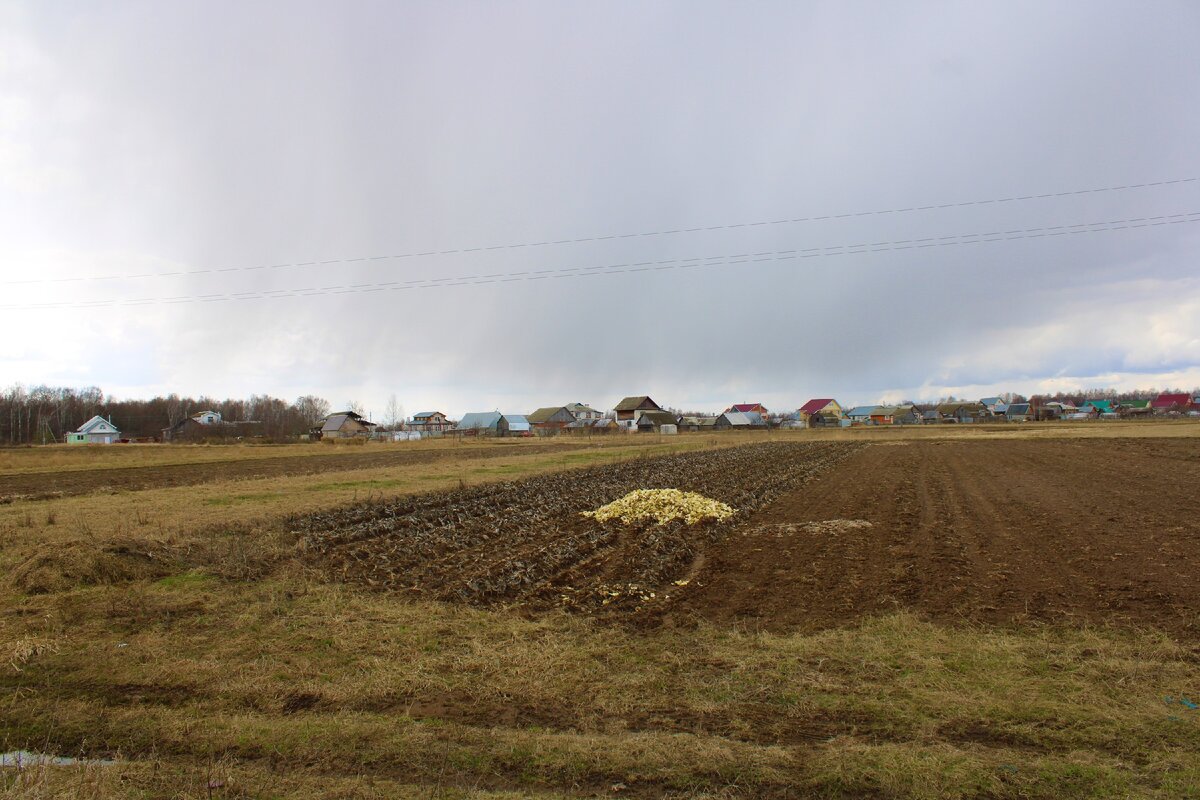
[0,443,590,502]
[664,438,1200,633]
[295,443,861,612]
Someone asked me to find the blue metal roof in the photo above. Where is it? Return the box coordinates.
[456,411,502,430]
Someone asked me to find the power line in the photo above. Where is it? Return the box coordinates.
[5,209,1196,311]
[2,177,1195,287]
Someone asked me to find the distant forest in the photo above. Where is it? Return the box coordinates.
[1,385,333,444]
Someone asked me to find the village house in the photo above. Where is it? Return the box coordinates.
[613,396,664,428]
[316,410,378,439]
[845,406,878,424]
[677,415,717,432]
[565,402,604,421]
[798,399,843,426]
[979,397,1002,413]
[162,410,261,442]
[1151,393,1192,413]
[1005,402,1032,422]
[931,402,989,423]
[409,411,453,432]
[713,410,766,430]
[1079,399,1115,415]
[887,404,922,425]
[527,406,576,432]
[725,402,769,417]
[66,415,121,444]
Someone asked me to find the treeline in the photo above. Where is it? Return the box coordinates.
[1,385,332,444]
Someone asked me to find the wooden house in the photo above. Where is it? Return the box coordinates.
[316,411,378,439]
[613,396,664,429]
[527,406,576,431]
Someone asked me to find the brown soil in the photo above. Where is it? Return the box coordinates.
[663,438,1200,633]
[297,442,861,611]
[0,442,593,502]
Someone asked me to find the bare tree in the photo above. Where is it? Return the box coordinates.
[293,395,331,426]
[384,394,404,430]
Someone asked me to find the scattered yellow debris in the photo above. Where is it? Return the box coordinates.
[583,489,735,526]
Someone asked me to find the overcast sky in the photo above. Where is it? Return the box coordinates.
[2,1,1199,417]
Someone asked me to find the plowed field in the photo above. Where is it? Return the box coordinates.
[296,442,860,611]
[667,438,1200,633]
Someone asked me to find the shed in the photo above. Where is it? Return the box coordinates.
[636,411,679,432]
[499,414,531,436]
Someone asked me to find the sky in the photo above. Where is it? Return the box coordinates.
[1,1,1199,418]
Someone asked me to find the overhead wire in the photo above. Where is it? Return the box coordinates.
[5,209,1197,311]
[0,177,1195,286]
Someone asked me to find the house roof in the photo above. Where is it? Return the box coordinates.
[637,411,678,427]
[76,415,118,434]
[1120,399,1150,409]
[502,414,530,431]
[527,406,572,424]
[1081,399,1114,412]
[1151,393,1191,408]
[799,398,836,415]
[719,411,753,426]
[565,402,599,414]
[980,397,1002,406]
[846,406,879,417]
[411,411,445,419]
[1006,403,1031,414]
[728,403,765,413]
[456,411,502,430]
[935,402,985,415]
[614,396,661,412]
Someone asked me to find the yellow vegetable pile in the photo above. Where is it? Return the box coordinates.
[583,489,735,526]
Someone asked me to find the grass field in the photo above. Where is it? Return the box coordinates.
[2,425,1199,798]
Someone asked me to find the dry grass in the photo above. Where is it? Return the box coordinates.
[1,429,1199,798]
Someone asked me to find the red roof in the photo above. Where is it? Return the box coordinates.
[1151,393,1192,409]
[799,398,835,415]
[729,403,766,413]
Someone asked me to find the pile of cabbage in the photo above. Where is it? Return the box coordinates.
[583,489,734,526]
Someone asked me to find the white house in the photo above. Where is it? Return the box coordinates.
[66,415,121,444]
